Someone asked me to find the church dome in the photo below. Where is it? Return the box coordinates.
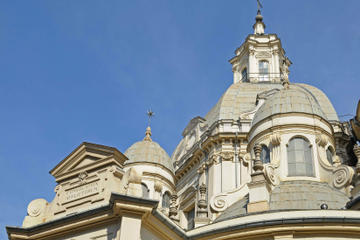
[252,85,327,126]
[205,82,338,127]
[124,127,174,172]
[205,82,282,126]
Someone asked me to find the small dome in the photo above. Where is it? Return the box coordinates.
[125,127,174,172]
[252,86,327,126]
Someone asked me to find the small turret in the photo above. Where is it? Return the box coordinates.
[229,2,292,84]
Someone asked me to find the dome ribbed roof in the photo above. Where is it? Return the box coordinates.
[205,82,283,126]
[204,83,338,127]
[252,86,327,126]
[124,127,174,172]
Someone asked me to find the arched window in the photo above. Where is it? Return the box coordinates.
[260,145,270,164]
[162,191,171,208]
[141,183,149,198]
[326,147,334,165]
[287,137,314,177]
[241,68,248,82]
[259,60,269,81]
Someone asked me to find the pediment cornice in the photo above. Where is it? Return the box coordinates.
[50,142,128,182]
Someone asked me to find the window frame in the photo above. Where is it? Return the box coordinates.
[141,183,150,199]
[162,191,171,208]
[286,136,315,177]
[326,146,335,165]
[258,60,270,82]
[260,144,271,164]
[241,67,248,82]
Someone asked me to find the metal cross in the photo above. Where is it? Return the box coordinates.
[147,109,155,126]
[257,0,263,11]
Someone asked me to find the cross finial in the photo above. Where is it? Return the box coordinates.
[257,0,263,13]
[254,0,265,34]
[147,109,155,127]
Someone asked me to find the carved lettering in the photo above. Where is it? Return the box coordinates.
[65,182,99,202]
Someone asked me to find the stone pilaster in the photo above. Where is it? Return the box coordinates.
[119,214,142,240]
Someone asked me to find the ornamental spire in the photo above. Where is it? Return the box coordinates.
[144,109,154,141]
[253,0,266,35]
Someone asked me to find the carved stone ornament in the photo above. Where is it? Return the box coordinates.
[206,154,220,166]
[242,153,251,166]
[316,134,328,148]
[220,151,234,162]
[169,194,178,219]
[333,155,342,167]
[78,171,88,183]
[272,49,280,55]
[127,167,142,184]
[27,199,48,217]
[253,144,263,172]
[270,134,281,146]
[255,51,272,58]
[197,183,208,217]
[210,183,249,213]
[354,144,360,169]
[264,165,279,186]
[154,181,162,192]
[210,194,228,212]
[332,165,354,189]
[197,164,206,174]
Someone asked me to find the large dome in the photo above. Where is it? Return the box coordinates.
[205,82,338,127]
[252,85,327,126]
[125,127,174,172]
[205,82,282,126]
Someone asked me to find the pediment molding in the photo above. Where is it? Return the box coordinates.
[50,142,128,182]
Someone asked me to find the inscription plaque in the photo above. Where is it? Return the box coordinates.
[65,181,99,202]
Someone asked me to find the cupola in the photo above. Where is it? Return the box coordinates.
[124,125,175,204]
[229,8,292,84]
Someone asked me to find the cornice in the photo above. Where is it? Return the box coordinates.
[175,132,247,181]
[142,171,175,190]
[6,193,158,240]
[248,124,335,152]
[249,112,333,136]
[125,161,176,179]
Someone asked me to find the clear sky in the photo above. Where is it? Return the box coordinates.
[0,0,359,238]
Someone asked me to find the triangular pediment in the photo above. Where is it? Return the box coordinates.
[71,155,101,170]
[50,142,128,182]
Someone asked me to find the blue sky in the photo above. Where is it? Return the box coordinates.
[0,0,359,238]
